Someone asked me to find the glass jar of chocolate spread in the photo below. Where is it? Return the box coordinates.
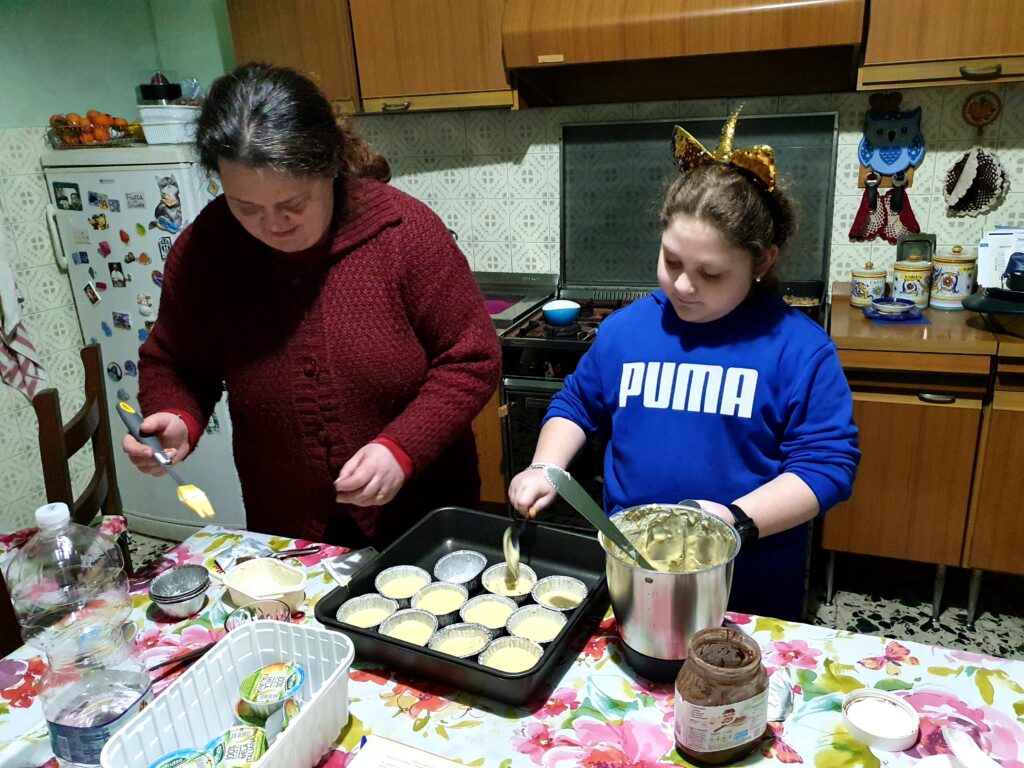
[674,627,769,765]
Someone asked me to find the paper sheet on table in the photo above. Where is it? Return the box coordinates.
[348,735,464,767]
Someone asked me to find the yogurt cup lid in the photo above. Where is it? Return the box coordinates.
[842,689,920,751]
[239,662,305,705]
[203,726,268,768]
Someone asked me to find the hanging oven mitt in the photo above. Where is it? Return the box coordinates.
[849,172,887,242]
[880,172,921,244]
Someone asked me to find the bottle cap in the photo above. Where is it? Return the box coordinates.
[35,502,71,530]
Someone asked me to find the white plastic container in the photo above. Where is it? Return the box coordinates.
[139,105,200,145]
[100,621,354,768]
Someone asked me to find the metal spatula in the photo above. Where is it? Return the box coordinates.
[117,401,215,519]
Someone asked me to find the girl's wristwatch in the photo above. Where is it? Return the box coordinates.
[727,504,759,549]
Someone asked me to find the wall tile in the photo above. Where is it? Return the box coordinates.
[14,264,74,315]
[473,240,512,272]
[633,101,681,120]
[466,111,510,156]
[512,242,557,273]
[939,84,1005,142]
[927,194,990,246]
[678,98,729,119]
[508,153,556,199]
[21,307,82,356]
[587,103,635,122]
[468,156,510,199]
[0,128,45,177]
[509,198,549,243]
[2,174,47,223]
[987,192,1024,230]
[11,219,55,270]
[430,198,473,242]
[780,94,832,114]
[999,86,1024,142]
[471,197,511,242]
[728,96,779,115]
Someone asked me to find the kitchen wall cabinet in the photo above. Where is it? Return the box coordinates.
[226,0,361,114]
[859,0,1024,89]
[824,298,997,615]
[349,0,512,113]
[472,389,507,508]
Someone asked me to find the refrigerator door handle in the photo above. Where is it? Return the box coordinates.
[45,203,68,270]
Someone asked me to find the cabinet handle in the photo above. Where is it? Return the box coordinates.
[497,404,509,418]
[381,101,412,112]
[918,393,956,404]
[959,63,1002,80]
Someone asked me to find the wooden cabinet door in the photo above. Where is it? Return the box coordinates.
[472,389,507,506]
[227,0,361,112]
[963,393,1024,575]
[350,0,511,111]
[822,392,982,566]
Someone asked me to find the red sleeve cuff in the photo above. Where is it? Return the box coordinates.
[371,435,414,479]
[164,408,202,450]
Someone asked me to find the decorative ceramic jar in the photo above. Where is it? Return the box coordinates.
[850,262,887,307]
[930,246,977,311]
[893,259,933,308]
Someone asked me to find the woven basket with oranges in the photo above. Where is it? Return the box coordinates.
[48,110,143,148]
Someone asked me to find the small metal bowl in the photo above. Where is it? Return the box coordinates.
[428,622,491,659]
[411,582,468,628]
[481,563,537,605]
[335,593,398,629]
[149,565,210,619]
[506,604,567,644]
[459,594,518,638]
[433,550,487,593]
[374,565,431,609]
[378,608,438,647]
[531,575,588,612]
[478,635,544,674]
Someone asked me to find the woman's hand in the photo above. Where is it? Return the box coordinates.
[508,467,557,518]
[121,412,191,476]
[335,443,405,507]
[693,500,733,524]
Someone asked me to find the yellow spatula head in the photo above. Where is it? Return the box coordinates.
[177,484,215,519]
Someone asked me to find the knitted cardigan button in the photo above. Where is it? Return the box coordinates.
[303,360,317,377]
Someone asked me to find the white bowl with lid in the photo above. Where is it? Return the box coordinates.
[842,689,920,751]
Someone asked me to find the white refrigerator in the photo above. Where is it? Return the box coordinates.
[41,145,245,539]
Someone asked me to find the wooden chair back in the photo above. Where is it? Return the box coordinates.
[0,569,19,656]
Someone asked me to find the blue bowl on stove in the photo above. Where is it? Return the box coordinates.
[542,299,581,326]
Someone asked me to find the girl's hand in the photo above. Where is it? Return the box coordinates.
[694,499,733,523]
[335,443,405,507]
[508,467,557,518]
[121,412,191,476]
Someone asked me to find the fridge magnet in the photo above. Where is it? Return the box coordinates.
[95,281,107,291]
[858,92,925,176]
[136,293,153,308]
[71,251,89,265]
[119,229,130,244]
[116,388,130,401]
[97,241,111,257]
[138,252,152,265]
[52,182,82,211]
[144,320,156,332]
[123,251,136,264]
[108,199,121,213]
[88,191,112,210]
[100,321,112,337]
[138,305,153,318]
[124,360,138,377]
[108,263,127,288]
[87,267,96,280]
[82,283,101,305]
[88,213,108,230]
[158,236,172,259]
[89,337,98,345]
[112,311,131,330]
[73,228,91,245]
[149,176,183,234]
[135,223,146,236]
[151,270,163,287]
[126,192,146,209]
[137,329,148,342]
[106,362,123,381]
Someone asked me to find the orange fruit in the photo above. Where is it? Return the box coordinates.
[86,109,101,121]
[63,133,80,146]
[49,114,66,127]
[93,113,113,128]
[65,113,84,126]
[80,132,97,145]
[93,126,110,142]
[112,116,128,128]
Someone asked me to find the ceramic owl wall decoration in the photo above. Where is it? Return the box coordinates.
[858,101,926,176]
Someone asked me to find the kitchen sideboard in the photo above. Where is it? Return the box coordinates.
[824,294,1024,626]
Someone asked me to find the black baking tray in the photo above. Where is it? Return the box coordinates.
[314,506,609,706]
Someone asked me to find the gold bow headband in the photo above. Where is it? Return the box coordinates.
[673,108,776,191]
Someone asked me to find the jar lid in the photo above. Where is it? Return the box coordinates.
[895,259,933,270]
[841,689,920,752]
[852,261,886,278]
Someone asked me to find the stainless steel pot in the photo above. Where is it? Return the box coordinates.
[598,503,740,672]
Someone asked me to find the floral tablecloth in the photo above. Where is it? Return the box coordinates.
[2,526,1023,768]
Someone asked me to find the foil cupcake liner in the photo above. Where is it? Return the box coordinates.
[433,549,487,592]
[410,582,468,628]
[531,575,588,612]
[378,608,438,647]
[478,635,544,674]
[459,594,518,638]
[374,565,431,608]
[481,563,537,605]
[336,593,399,629]
[506,604,567,644]
[150,564,210,601]
[428,622,491,658]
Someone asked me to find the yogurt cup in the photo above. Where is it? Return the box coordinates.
[204,726,268,768]
[238,661,305,720]
[147,749,215,768]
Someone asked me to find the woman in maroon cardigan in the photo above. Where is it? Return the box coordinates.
[122,64,501,547]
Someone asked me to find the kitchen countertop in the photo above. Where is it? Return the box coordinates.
[4,525,1024,767]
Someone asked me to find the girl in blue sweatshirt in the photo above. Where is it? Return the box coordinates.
[509,118,860,621]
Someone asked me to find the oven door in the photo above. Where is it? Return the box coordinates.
[502,376,606,531]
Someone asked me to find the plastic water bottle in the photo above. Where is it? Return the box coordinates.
[5,503,151,767]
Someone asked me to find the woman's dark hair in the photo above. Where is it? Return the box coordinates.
[659,163,797,289]
[195,63,389,182]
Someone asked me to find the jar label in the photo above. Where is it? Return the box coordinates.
[675,688,768,753]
